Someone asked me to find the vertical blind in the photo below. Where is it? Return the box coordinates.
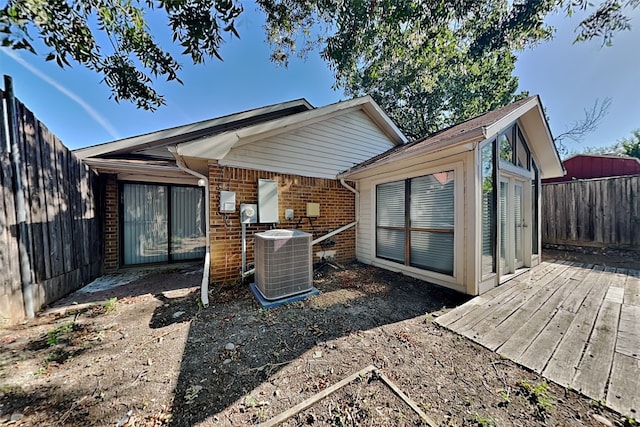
[171,187,206,261]
[499,181,508,271]
[514,184,523,263]
[123,184,169,264]
[122,183,205,265]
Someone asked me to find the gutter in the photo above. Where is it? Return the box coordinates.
[167,147,211,308]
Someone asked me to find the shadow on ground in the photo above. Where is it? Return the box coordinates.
[49,263,202,310]
[149,262,470,426]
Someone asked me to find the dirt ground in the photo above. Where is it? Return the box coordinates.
[0,251,636,426]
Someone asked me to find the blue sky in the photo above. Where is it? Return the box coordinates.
[0,5,638,153]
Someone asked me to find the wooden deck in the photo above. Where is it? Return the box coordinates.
[436,261,640,416]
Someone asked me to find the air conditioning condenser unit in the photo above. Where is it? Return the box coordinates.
[254,229,312,300]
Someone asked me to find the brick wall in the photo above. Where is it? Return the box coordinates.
[103,174,119,272]
[208,164,356,284]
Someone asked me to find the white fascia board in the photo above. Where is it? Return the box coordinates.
[483,97,563,179]
[481,97,538,140]
[83,158,195,180]
[74,98,314,159]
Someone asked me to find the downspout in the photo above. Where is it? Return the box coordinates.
[339,178,359,249]
[168,147,210,308]
[340,178,359,223]
[4,75,35,318]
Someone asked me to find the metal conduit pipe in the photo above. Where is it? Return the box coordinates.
[168,147,211,308]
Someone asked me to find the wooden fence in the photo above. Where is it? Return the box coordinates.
[542,175,640,248]
[0,78,103,325]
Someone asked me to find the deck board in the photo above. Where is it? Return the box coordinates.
[607,353,640,415]
[542,267,614,386]
[497,264,591,361]
[616,305,639,359]
[455,262,572,339]
[436,261,640,417]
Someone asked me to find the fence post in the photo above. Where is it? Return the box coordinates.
[4,75,34,318]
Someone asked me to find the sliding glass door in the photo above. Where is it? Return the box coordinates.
[121,183,205,266]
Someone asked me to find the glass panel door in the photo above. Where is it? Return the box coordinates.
[171,186,206,260]
[514,182,524,268]
[499,177,527,276]
[499,179,508,274]
[123,183,169,264]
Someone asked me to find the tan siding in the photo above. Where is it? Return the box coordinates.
[221,110,396,179]
[357,180,374,264]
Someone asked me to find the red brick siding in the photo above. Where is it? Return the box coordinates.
[208,164,356,284]
[103,174,119,272]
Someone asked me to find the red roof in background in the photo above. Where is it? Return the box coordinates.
[543,154,640,183]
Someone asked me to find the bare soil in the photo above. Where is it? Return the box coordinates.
[0,257,633,426]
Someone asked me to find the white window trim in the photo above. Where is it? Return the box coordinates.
[369,161,464,287]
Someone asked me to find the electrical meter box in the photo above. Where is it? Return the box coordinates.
[306,202,320,218]
[258,179,278,223]
[241,203,258,224]
[219,191,236,213]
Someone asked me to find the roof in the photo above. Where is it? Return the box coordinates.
[75,96,406,165]
[339,95,564,179]
[73,98,315,159]
[543,154,640,183]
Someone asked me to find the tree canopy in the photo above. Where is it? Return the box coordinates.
[0,0,637,125]
[620,129,640,159]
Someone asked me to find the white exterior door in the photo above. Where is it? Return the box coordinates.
[499,177,527,275]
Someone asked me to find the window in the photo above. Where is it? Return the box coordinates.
[499,132,513,163]
[516,128,531,170]
[376,181,405,263]
[121,183,205,265]
[376,171,455,276]
[499,123,531,171]
[481,141,496,276]
[532,160,540,254]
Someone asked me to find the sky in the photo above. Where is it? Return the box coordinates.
[0,5,638,154]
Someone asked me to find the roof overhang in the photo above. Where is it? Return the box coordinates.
[490,97,564,180]
[338,129,484,180]
[340,96,564,181]
[73,98,314,159]
[176,96,407,160]
[84,158,198,185]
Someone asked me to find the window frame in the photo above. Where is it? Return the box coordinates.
[119,181,206,267]
[373,163,462,280]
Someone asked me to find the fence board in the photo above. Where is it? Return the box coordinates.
[0,81,103,325]
[40,125,64,277]
[20,104,47,283]
[543,176,640,247]
[33,119,52,281]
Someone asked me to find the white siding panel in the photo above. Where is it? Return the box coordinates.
[220,109,396,178]
[357,180,374,264]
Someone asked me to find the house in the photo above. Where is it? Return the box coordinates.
[337,95,563,295]
[542,154,640,183]
[74,96,407,304]
[75,94,563,302]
